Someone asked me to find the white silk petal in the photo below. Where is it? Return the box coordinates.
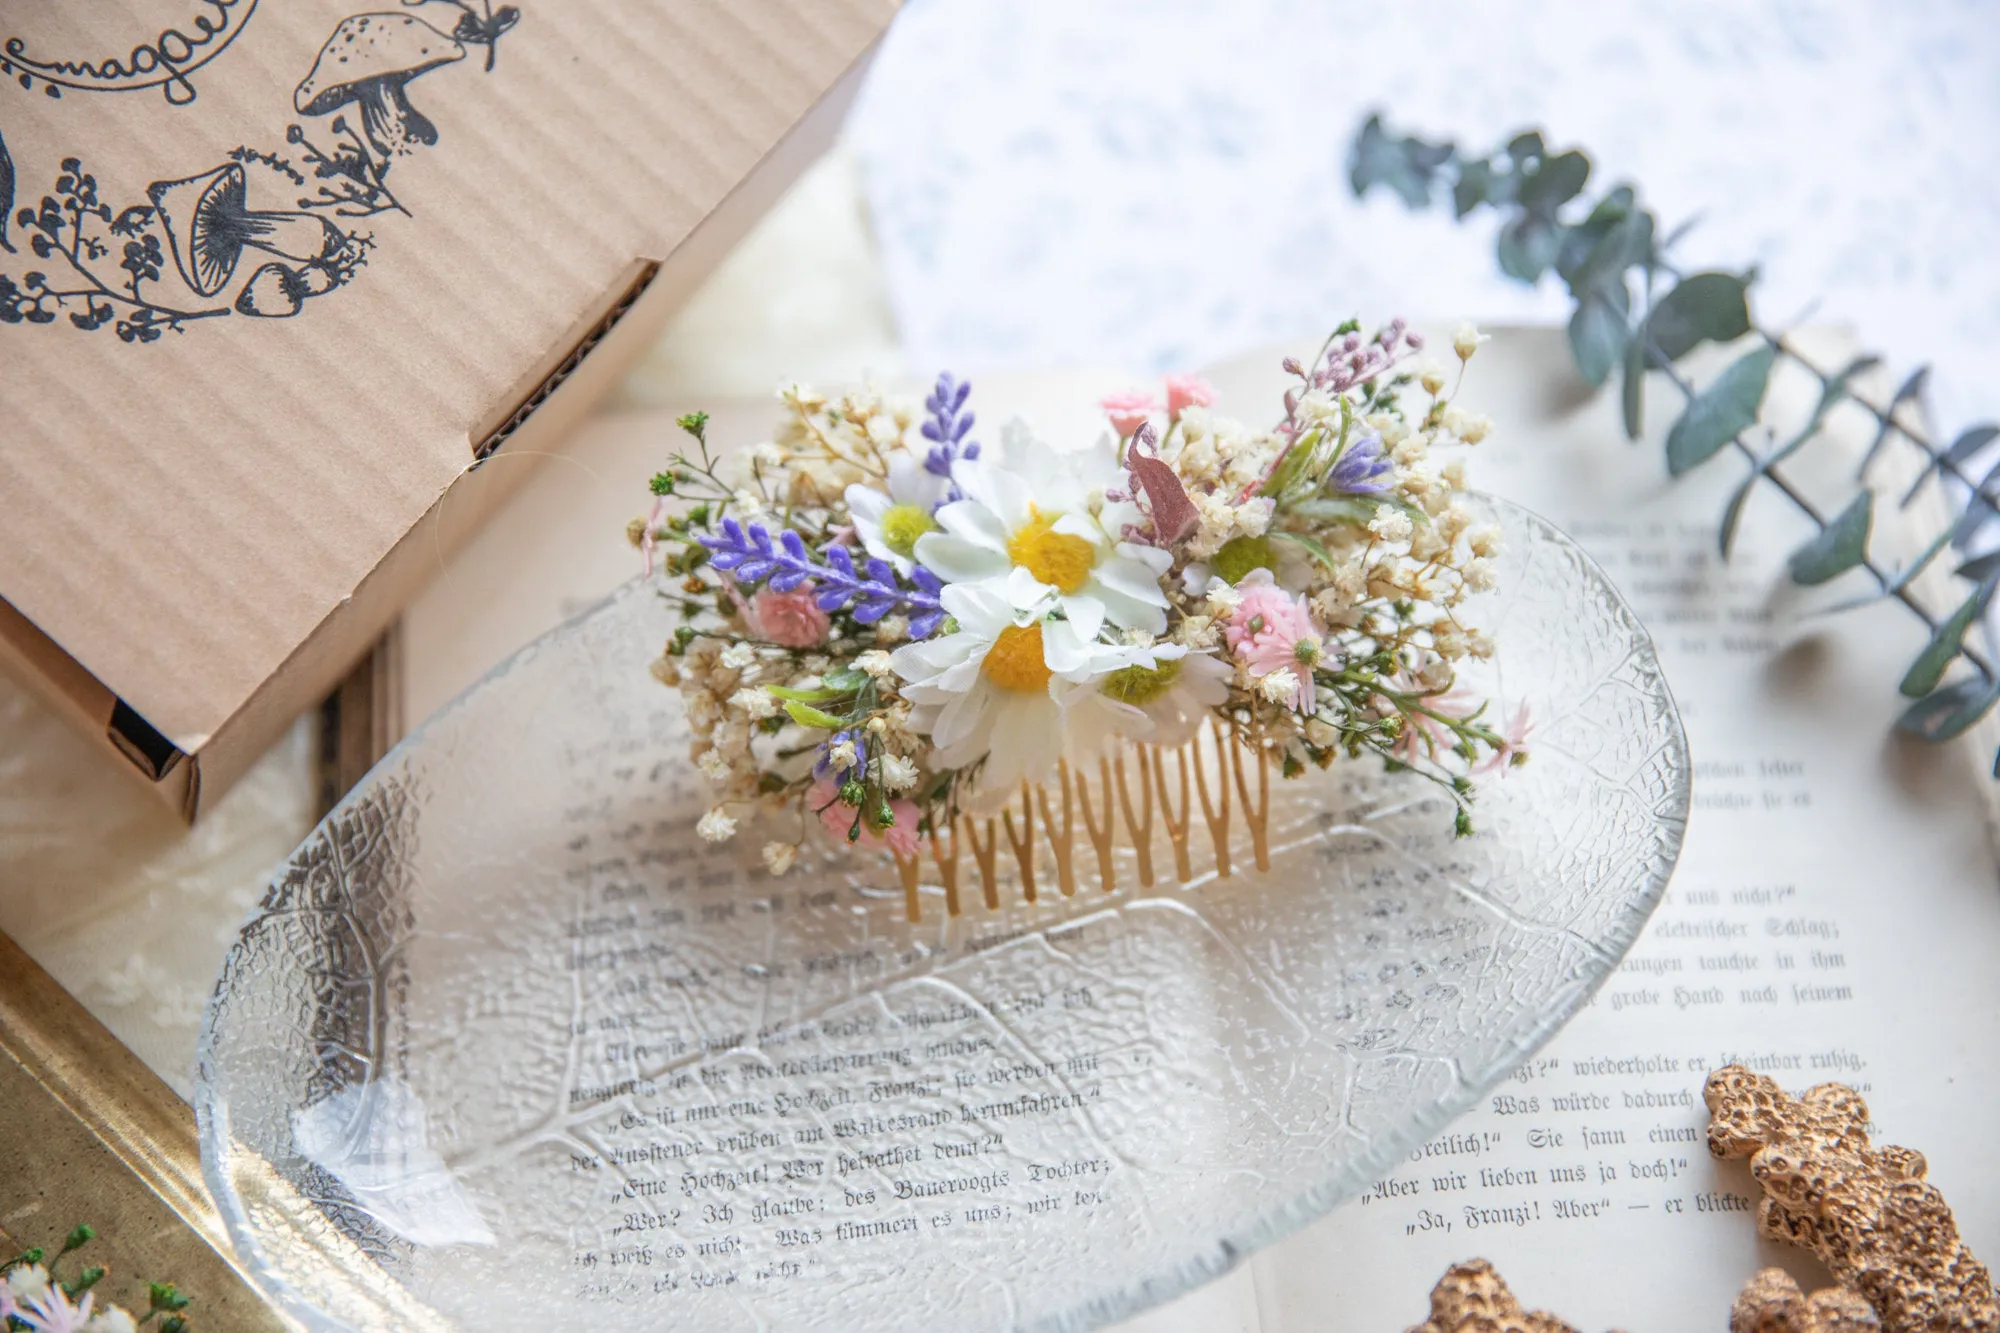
[917,533,1008,585]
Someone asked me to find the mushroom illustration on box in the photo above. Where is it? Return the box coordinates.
[295,12,485,161]
[0,5,521,337]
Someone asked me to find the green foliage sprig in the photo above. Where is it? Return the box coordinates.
[3,1221,193,1330]
[1350,115,2000,759]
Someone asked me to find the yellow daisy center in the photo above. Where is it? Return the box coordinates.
[1007,507,1096,594]
[982,623,1053,692]
[1101,658,1182,706]
[878,503,937,558]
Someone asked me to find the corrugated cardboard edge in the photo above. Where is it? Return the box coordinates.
[1,39,883,823]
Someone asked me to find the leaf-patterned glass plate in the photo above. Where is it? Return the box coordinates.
[196,495,1687,1331]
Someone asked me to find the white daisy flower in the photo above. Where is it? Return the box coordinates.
[1178,531,1312,597]
[888,581,1136,800]
[845,450,952,576]
[1096,646,1234,747]
[913,418,1172,637]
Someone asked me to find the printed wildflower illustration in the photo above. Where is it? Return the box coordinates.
[635,320,1525,893]
[0,6,521,340]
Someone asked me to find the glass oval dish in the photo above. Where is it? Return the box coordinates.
[196,494,1688,1333]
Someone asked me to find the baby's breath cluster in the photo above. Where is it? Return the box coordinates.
[633,320,1526,871]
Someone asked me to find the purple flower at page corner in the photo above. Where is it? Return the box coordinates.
[1329,432,1393,496]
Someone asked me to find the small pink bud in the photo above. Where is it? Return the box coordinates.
[1099,389,1159,437]
[1163,373,1217,419]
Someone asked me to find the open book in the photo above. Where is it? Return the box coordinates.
[397,328,2000,1330]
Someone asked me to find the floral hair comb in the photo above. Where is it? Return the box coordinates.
[634,319,1526,920]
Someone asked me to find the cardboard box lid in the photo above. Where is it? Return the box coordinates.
[0,0,897,761]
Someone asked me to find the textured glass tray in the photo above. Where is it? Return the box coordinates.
[196,496,1687,1332]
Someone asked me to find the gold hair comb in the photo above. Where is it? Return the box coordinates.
[888,722,1272,922]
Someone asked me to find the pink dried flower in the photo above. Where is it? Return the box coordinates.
[1388,691,1530,776]
[1164,373,1216,419]
[746,585,831,648]
[1100,389,1159,437]
[1474,701,1533,776]
[1225,574,1323,712]
[813,778,920,858]
[1390,694,1466,766]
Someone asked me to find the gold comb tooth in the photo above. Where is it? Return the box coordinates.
[1076,756,1118,894]
[964,814,1001,911]
[897,732,1278,921]
[1155,743,1195,884]
[1035,760,1079,898]
[929,818,962,917]
[1230,717,1272,873]
[1193,722,1233,880]
[1117,747,1156,888]
[1002,782,1038,903]
[893,846,923,922]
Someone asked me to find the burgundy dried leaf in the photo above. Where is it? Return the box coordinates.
[1129,452,1199,546]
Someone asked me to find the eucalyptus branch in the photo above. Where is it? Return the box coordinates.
[1349,114,2000,766]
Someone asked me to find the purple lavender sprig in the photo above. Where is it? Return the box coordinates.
[920,373,980,483]
[1327,432,1394,496]
[702,519,946,638]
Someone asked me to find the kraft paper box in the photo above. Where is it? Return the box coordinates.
[0,0,897,820]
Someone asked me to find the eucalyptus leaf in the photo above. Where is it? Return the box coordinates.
[1583,185,1635,225]
[1954,550,2000,584]
[1567,293,1628,388]
[1895,675,2000,742]
[1518,150,1589,213]
[1900,578,1998,698]
[1718,471,1756,560]
[1858,364,1929,477]
[1644,272,1751,362]
[1665,344,1774,476]
[1620,334,1646,440]
[1769,356,1876,466]
[1945,457,2000,550]
[1657,213,1702,253]
[1506,130,1546,162]
[1561,210,1653,302]
[1496,214,1561,282]
[1786,491,1871,585]
[1452,158,1499,218]
[1350,115,1452,207]
[1944,424,2000,467]
[1820,521,1965,615]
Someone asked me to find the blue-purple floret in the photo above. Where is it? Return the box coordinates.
[702,518,947,639]
[814,727,867,784]
[920,372,979,486]
[1328,432,1393,496]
